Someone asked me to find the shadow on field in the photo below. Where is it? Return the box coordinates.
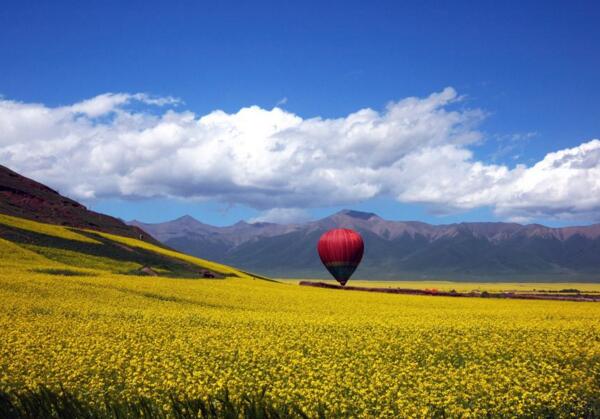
[0,223,228,278]
[2,385,600,418]
[0,387,326,419]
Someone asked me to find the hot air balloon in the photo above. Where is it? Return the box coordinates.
[317,228,364,286]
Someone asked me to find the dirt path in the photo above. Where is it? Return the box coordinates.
[298,281,600,302]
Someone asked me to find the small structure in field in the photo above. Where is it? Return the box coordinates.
[200,270,224,279]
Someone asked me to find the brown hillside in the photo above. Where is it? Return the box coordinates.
[0,164,159,244]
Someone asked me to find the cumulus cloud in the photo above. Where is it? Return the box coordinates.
[494,140,600,220]
[0,88,599,221]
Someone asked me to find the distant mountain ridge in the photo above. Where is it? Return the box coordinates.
[131,210,600,281]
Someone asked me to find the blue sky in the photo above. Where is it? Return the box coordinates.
[1,1,599,226]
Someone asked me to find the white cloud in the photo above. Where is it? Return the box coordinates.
[0,88,599,221]
[69,93,180,117]
[249,208,311,224]
[494,140,600,220]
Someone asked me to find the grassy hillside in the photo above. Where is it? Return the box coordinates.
[0,164,161,244]
[0,213,250,279]
[1,213,600,417]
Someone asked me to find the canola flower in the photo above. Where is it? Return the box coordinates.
[0,214,99,244]
[0,217,599,417]
[1,271,599,417]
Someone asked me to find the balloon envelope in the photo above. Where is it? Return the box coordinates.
[317,228,364,286]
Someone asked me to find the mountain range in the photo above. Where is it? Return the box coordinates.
[131,211,600,281]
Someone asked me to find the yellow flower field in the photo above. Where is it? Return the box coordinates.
[1,267,600,417]
[1,215,599,416]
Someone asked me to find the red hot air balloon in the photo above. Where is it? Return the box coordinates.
[317,228,364,286]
